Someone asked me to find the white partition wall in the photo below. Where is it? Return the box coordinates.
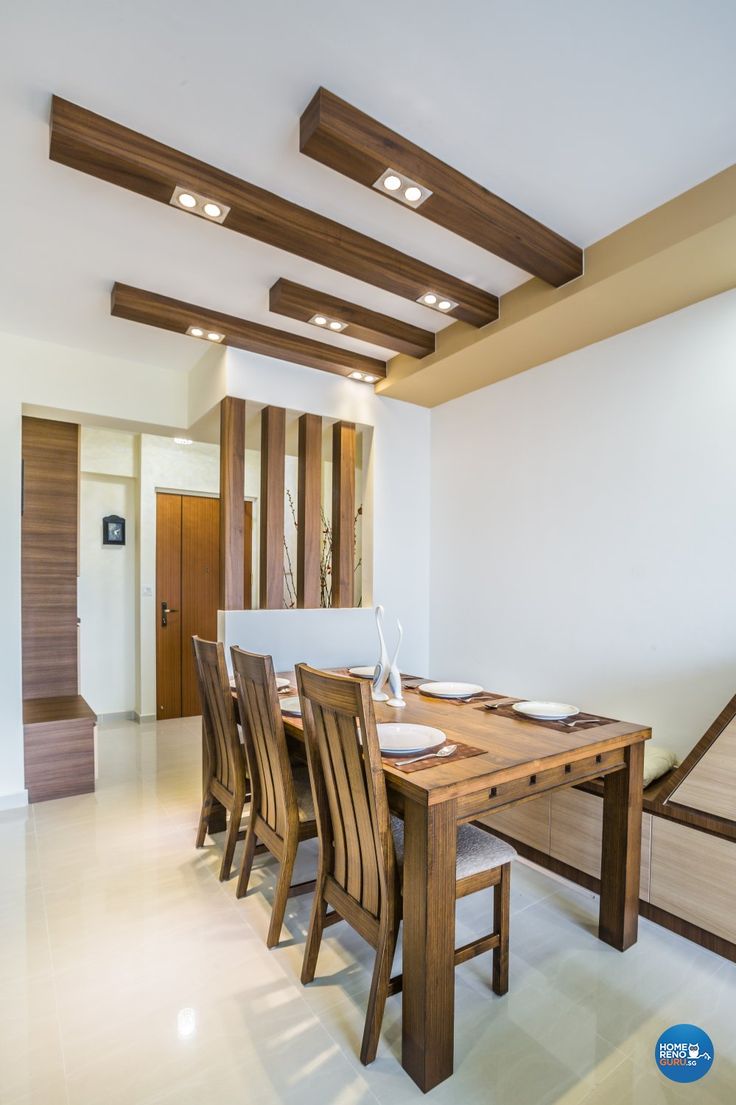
[219,608,424,678]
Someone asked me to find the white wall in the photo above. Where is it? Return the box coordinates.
[220,609,386,675]
[79,473,137,715]
[430,290,736,760]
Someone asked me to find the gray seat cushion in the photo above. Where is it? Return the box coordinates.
[391,816,516,879]
[293,767,316,824]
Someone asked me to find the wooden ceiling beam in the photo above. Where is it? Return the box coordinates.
[51,96,498,327]
[300,87,583,288]
[110,283,386,380]
[269,278,435,358]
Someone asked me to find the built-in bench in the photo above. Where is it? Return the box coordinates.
[479,695,736,963]
[23,695,96,803]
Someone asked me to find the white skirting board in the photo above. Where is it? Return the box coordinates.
[0,789,29,811]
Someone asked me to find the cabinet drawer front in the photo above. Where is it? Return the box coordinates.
[549,788,651,899]
[650,818,736,942]
[477,794,551,853]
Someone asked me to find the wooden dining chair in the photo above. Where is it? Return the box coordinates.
[230,646,319,948]
[192,636,248,882]
[295,663,516,1066]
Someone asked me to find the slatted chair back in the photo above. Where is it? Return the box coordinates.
[230,647,297,841]
[296,664,395,928]
[192,636,243,803]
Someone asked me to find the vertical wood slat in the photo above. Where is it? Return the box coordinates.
[260,405,286,609]
[243,500,254,608]
[219,397,246,610]
[331,421,356,608]
[297,413,322,608]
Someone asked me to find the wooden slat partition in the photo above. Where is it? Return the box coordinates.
[331,421,356,608]
[22,417,80,698]
[219,397,245,609]
[260,406,286,609]
[297,413,322,608]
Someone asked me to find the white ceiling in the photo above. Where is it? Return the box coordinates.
[1,0,735,375]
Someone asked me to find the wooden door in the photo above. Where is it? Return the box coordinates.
[181,495,220,716]
[156,494,184,719]
[156,494,254,719]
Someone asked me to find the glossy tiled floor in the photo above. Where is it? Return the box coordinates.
[2,718,734,1105]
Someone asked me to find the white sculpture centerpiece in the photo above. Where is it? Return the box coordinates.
[372,605,405,709]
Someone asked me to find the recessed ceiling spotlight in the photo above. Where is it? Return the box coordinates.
[363,375,378,383]
[373,168,432,208]
[206,332,224,342]
[189,326,204,337]
[174,437,193,445]
[417,292,458,314]
[350,372,364,380]
[308,313,346,332]
[170,186,230,223]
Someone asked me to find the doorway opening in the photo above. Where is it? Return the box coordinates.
[155,492,253,719]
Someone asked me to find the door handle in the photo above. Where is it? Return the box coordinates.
[161,600,179,627]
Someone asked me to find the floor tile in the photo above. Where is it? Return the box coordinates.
[3,718,734,1105]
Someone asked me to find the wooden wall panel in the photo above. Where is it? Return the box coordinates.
[260,406,286,609]
[21,417,79,699]
[550,788,652,901]
[650,818,736,942]
[669,717,736,821]
[219,397,245,610]
[297,413,322,608]
[331,421,356,608]
[477,794,551,854]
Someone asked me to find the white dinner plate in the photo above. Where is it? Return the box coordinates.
[230,675,291,691]
[279,696,302,717]
[376,723,445,755]
[417,681,484,699]
[348,666,376,679]
[512,701,579,721]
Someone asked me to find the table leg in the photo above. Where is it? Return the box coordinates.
[599,741,644,950]
[401,796,457,1092]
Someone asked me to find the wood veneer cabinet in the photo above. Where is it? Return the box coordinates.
[21,416,95,802]
[649,819,736,943]
[548,789,652,901]
[478,794,551,853]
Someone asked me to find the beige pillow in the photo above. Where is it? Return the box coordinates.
[643,745,678,788]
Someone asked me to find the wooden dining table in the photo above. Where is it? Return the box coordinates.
[225,674,650,1093]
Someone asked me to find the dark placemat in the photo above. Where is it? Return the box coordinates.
[383,739,486,773]
[474,696,613,733]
